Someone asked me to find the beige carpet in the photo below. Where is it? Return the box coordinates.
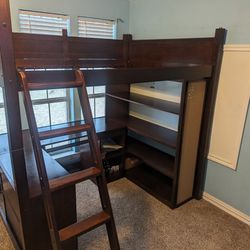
[1,178,250,249]
[76,178,250,250]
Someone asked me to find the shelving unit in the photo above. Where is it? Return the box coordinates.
[105,78,207,207]
[127,116,177,148]
[126,164,173,206]
[37,76,214,207]
[127,138,175,179]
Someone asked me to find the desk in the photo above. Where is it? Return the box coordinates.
[0,131,77,250]
[0,118,126,249]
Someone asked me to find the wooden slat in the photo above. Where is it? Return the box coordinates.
[68,36,123,58]
[15,58,124,69]
[39,124,91,140]
[49,167,102,192]
[106,92,180,114]
[39,117,126,153]
[13,33,63,59]
[27,80,82,90]
[13,32,124,69]
[128,116,177,149]
[126,165,173,207]
[59,211,110,242]
[130,92,180,114]
[13,32,123,59]
[127,138,175,179]
[130,38,217,67]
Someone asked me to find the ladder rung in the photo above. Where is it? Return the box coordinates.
[59,211,111,242]
[49,167,102,192]
[27,80,82,90]
[39,124,91,140]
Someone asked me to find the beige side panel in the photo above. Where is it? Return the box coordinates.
[177,81,206,204]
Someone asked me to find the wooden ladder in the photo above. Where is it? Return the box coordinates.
[19,69,120,250]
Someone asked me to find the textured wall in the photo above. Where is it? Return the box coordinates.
[129,0,250,44]
[10,0,129,38]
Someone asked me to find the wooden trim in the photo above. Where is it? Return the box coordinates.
[203,192,250,226]
[207,154,236,169]
[171,81,188,206]
[177,81,206,204]
[224,44,250,52]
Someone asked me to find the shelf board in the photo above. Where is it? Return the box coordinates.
[127,138,175,179]
[128,116,177,149]
[126,164,173,207]
[106,92,180,114]
[39,117,126,151]
[94,117,126,135]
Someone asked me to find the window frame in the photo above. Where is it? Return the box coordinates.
[31,88,72,127]
[77,16,116,119]
[0,87,7,134]
[86,86,106,119]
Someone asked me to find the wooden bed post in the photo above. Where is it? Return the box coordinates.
[193,28,227,199]
[0,0,31,248]
[123,34,132,67]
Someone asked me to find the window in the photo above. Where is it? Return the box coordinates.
[78,16,116,39]
[19,10,71,128]
[31,89,70,127]
[0,87,7,134]
[19,10,70,35]
[86,86,106,118]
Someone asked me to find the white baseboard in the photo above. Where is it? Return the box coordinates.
[203,192,250,226]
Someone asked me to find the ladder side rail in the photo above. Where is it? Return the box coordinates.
[75,70,102,167]
[19,71,62,250]
[75,70,120,250]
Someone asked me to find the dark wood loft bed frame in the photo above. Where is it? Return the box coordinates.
[0,1,226,249]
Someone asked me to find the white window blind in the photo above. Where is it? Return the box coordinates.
[19,10,70,35]
[78,17,116,39]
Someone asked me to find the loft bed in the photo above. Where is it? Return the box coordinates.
[0,2,226,249]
